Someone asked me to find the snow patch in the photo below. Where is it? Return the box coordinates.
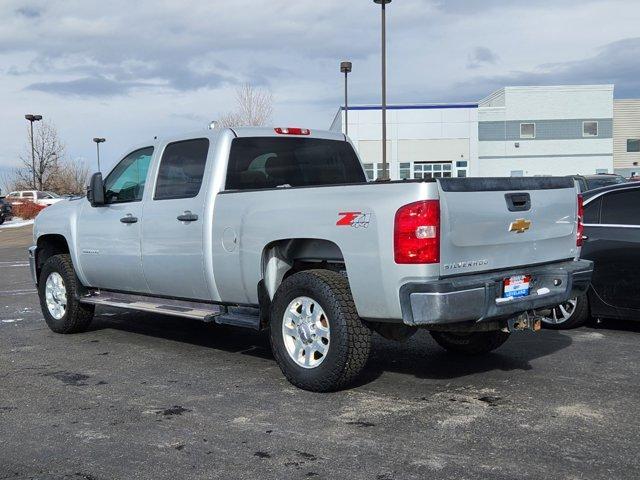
[0,218,34,230]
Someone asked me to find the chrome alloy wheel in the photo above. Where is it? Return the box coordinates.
[542,297,578,325]
[45,272,67,320]
[282,296,330,369]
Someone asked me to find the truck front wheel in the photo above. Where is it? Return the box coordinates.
[269,270,372,392]
[430,330,510,355]
[38,254,94,334]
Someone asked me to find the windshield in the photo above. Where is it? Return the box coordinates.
[226,137,366,190]
[45,191,61,198]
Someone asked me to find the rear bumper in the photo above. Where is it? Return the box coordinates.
[400,259,593,326]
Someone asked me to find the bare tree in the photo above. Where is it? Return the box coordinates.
[218,83,273,128]
[13,120,65,191]
[5,120,88,195]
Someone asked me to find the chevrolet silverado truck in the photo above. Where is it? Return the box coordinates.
[29,126,593,391]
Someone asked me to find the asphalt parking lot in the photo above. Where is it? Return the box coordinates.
[1,225,639,480]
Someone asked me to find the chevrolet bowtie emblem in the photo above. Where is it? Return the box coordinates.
[509,218,531,233]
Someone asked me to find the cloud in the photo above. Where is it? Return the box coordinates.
[454,36,640,99]
[467,47,499,69]
[26,76,149,97]
[15,6,40,18]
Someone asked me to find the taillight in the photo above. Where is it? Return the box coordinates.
[274,127,310,135]
[394,200,440,264]
[576,194,584,247]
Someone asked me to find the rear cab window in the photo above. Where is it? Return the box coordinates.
[225,137,366,190]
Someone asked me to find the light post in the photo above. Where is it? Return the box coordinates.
[373,0,391,180]
[24,114,42,189]
[93,138,106,172]
[340,61,352,136]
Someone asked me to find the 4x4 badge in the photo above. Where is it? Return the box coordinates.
[336,212,371,228]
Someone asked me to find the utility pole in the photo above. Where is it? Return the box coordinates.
[24,114,43,189]
[373,0,391,180]
[93,138,106,172]
[340,61,352,136]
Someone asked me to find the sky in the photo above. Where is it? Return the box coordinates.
[1,0,640,180]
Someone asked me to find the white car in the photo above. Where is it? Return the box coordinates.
[6,190,63,207]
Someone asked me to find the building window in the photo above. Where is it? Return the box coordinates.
[363,163,383,181]
[583,121,598,137]
[627,139,640,152]
[456,160,468,168]
[520,123,535,139]
[510,170,524,177]
[414,162,452,179]
[399,162,411,179]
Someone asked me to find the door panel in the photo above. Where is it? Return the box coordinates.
[582,227,640,311]
[141,138,211,300]
[77,202,148,292]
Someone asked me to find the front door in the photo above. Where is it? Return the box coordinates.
[141,138,211,300]
[76,147,154,292]
[582,187,640,312]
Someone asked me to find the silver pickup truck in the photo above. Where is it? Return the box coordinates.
[29,127,592,391]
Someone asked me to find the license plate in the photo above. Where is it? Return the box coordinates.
[503,275,531,298]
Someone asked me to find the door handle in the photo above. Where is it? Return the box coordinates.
[120,214,138,224]
[177,211,198,222]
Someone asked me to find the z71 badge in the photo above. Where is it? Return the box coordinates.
[336,211,371,228]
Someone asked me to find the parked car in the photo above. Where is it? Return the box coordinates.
[0,197,13,225]
[6,190,64,207]
[570,174,626,192]
[542,182,640,329]
[28,127,592,391]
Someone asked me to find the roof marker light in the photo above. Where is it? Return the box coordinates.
[274,127,311,135]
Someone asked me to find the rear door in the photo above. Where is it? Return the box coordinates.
[583,187,640,311]
[437,177,579,276]
[141,138,211,300]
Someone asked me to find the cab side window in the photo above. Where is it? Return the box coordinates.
[601,189,640,226]
[104,147,154,204]
[154,138,209,200]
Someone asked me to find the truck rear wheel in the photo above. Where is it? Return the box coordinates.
[38,254,94,334]
[269,270,372,392]
[430,330,510,355]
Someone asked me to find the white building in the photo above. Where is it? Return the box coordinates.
[478,85,614,177]
[330,103,478,180]
[335,85,615,179]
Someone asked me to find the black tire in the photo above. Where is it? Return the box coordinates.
[0,215,5,225]
[38,254,94,334]
[269,270,372,392]
[541,294,590,330]
[430,330,510,355]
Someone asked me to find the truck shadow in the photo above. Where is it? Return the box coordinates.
[358,329,573,384]
[89,307,573,385]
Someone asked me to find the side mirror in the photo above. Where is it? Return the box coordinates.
[87,172,105,207]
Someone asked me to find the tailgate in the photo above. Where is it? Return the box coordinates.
[437,177,579,277]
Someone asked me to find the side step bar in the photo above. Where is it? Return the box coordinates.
[79,290,261,330]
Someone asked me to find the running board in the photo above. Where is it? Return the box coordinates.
[80,290,261,330]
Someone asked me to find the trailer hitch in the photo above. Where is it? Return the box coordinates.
[504,311,543,333]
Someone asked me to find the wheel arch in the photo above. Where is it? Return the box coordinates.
[260,238,346,302]
[35,234,71,281]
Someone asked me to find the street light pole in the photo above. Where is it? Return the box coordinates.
[340,61,352,136]
[93,138,106,172]
[374,0,391,180]
[24,114,42,189]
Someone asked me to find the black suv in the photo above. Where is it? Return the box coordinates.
[0,197,13,225]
